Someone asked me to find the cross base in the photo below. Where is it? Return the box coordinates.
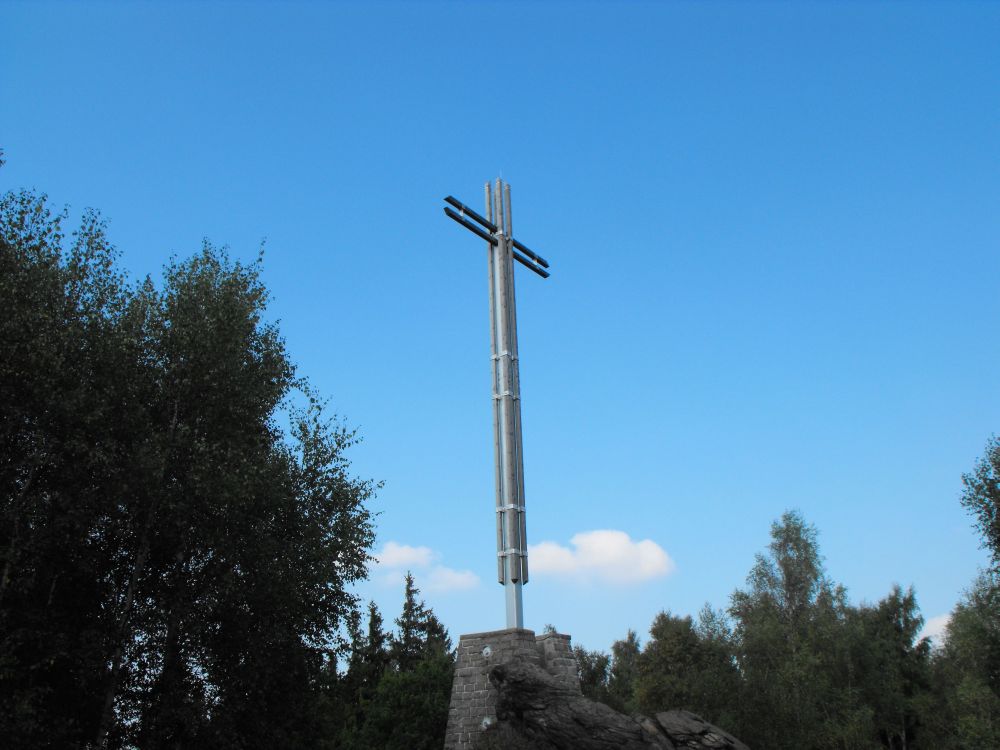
[443,627,580,749]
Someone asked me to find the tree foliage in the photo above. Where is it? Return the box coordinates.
[337,574,454,750]
[587,510,941,750]
[728,510,876,749]
[960,435,1000,572]
[607,629,641,713]
[921,436,1000,748]
[0,190,377,748]
[573,644,611,705]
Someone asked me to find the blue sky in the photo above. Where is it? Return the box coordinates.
[3,1,998,653]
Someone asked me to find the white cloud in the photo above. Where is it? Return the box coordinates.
[425,566,480,593]
[528,529,675,584]
[376,541,436,568]
[920,613,951,645]
[531,541,579,574]
[375,541,480,594]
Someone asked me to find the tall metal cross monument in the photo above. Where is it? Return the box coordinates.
[443,180,550,629]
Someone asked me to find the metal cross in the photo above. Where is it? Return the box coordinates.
[443,180,550,629]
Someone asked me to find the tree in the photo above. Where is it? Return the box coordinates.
[391,571,451,671]
[691,605,741,731]
[108,244,375,750]
[632,610,738,729]
[921,436,1000,748]
[607,629,641,713]
[946,572,1000,697]
[350,653,454,750]
[361,601,391,692]
[961,435,1000,572]
[1,192,133,747]
[0,189,377,748]
[336,602,391,747]
[925,571,1000,749]
[573,644,611,705]
[343,575,454,750]
[956,439,1000,703]
[635,613,701,713]
[851,585,932,749]
[729,510,866,750]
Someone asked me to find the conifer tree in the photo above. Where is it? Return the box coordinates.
[346,574,454,749]
[363,601,391,687]
[392,572,428,672]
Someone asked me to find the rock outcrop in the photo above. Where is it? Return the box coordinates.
[481,661,749,750]
[649,710,750,750]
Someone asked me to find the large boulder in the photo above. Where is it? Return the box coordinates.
[482,661,748,750]
[651,710,749,749]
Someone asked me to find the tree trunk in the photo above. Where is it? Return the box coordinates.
[95,402,179,747]
[94,508,155,748]
[141,550,190,750]
[0,462,40,610]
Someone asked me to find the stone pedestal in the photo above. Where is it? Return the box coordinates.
[443,628,580,750]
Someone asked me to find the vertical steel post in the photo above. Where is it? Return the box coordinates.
[490,178,525,629]
[486,183,505,587]
[504,183,529,586]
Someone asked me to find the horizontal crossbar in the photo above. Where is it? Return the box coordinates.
[444,207,497,245]
[444,195,498,234]
[512,237,549,269]
[513,250,550,278]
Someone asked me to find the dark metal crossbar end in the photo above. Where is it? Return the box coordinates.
[444,195,498,234]
[511,237,550,269]
[512,250,550,279]
[444,207,498,245]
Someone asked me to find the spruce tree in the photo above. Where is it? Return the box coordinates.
[347,574,454,749]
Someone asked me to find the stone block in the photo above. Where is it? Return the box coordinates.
[443,628,582,749]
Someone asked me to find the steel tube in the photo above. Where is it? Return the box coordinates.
[494,179,524,627]
[487,183,505,586]
[501,184,522,583]
[505,183,527,586]
[504,183,512,238]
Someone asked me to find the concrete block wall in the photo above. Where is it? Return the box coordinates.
[443,628,580,750]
